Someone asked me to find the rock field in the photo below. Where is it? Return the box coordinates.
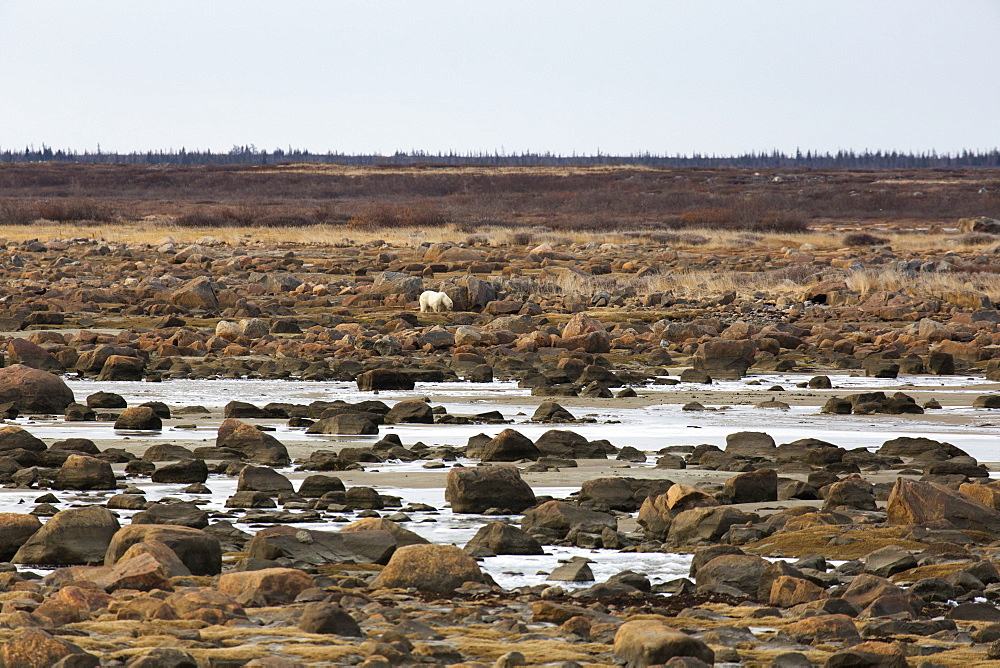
[0,219,999,667]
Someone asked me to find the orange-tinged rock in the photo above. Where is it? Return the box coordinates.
[0,627,93,667]
[372,544,484,593]
[887,477,1000,534]
[217,567,313,607]
[769,575,829,607]
[788,614,860,643]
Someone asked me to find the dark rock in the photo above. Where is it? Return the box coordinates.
[114,406,161,430]
[445,466,536,514]
[151,459,209,484]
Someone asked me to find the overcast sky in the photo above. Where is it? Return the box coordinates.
[0,1,997,156]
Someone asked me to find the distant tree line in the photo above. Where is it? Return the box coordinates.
[1,145,999,168]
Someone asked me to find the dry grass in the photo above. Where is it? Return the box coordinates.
[846,267,1000,302]
[0,220,994,252]
[745,525,926,559]
[890,562,969,583]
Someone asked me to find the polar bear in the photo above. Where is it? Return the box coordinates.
[419,290,454,313]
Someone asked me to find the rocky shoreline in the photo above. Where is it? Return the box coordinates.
[0,227,998,666]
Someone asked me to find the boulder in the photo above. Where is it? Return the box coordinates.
[105,525,222,576]
[723,468,777,503]
[637,485,719,540]
[960,482,1000,510]
[131,502,209,529]
[305,414,378,435]
[13,506,121,566]
[886,477,1000,534]
[298,602,363,636]
[445,466,536,514]
[356,369,414,391]
[788,614,860,644]
[770,576,829,608]
[246,526,397,567]
[142,443,195,461]
[562,313,606,338]
[372,544,484,593]
[217,419,291,465]
[55,454,116,490]
[0,513,41,560]
[151,459,209,484]
[548,560,594,582]
[114,406,162,430]
[692,338,757,379]
[667,506,758,545]
[125,648,198,667]
[480,428,540,461]
[927,351,955,375]
[464,521,544,556]
[695,554,770,596]
[580,477,642,511]
[0,628,95,668]
[823,475,876,511]
[0,364,75,413]
[613,620,715,667]
[0,425,46,452]
[170,276,218,310]
[864,546,918,578]
[824,641,908,668]
[298,475,345,498]
[7,338,61,371]
[521,500,616,540]
[237,465,294,493]
[384,398,434,424]
[98,355,145,381]
[725,431,776,457]
[118,539,192,577]
[339,518,429,547]
[218,567,313,607]
[532,400,576,422]
[534,430,606,458]
[225,491,276,509]
[879,436,965,459]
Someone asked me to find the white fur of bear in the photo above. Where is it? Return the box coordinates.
[419,290,454,313]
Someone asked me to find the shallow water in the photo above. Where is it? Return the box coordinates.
[10,373,1000,587]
